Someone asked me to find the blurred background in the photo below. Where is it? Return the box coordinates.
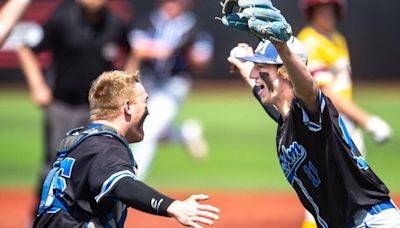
[2,0,400,81]
[0,0,399,227]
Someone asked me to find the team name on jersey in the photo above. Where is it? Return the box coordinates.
[279,141,307,185]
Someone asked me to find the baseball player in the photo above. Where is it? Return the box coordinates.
[297,1,393,226]
[34,70,220,228]
[298,0,392,156]
[0,0,30,47]
[126,0,213,180]
[220,0,400,227]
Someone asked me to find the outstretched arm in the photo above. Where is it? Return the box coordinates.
[167,194,220,228]
[274,42,320,115]
[113,178,219,228]
[0,0,30,47]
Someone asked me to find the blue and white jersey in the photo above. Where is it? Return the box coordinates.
[128,8,213,84]
[34,129,137,227]
[275,91,390,227]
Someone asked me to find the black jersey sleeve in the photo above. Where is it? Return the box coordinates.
[252,85,281,123]
[294,90,328,132]
[113,178,174,217]
[88,141,137,204]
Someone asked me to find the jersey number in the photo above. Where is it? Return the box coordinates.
[53,158,75,196]
[303,161,321,188]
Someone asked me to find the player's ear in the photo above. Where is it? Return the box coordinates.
[277,65,289,80]
[123,100,133,115]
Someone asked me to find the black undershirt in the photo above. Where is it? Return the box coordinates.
[28,1,130,105]
[113,178,174,217]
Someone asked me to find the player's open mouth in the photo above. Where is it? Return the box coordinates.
[257,82,272,97]
[257,83,266,96]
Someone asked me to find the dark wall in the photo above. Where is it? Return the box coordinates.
[132,0,400,80]
[1,0,398,82]
[339,0,400,79]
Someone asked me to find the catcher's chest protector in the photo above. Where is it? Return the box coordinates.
[37,125,136,220]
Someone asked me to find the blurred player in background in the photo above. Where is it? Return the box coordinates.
[0,0,30,47]
[34,70,220,227]
[297,1,393,226]
[17,0,131,207]
[126,0,214,180]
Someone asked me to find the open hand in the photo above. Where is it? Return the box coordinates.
[167,194,220,228]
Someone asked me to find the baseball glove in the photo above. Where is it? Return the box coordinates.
[217,0,292,43]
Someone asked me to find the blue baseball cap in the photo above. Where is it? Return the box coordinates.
[238,37,308,65]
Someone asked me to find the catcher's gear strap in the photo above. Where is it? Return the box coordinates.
[37,124,137,220]
[57,124,136,167]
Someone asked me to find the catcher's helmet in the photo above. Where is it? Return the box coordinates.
[300,0,346,20]
[238,37,308,65]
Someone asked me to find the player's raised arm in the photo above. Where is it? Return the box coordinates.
[227,43,256,88]
[273,42,319,111]
[219,0,319,114]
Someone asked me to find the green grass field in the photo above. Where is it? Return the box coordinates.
[1,83,399,193]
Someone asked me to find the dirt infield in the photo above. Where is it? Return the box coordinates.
[127,191,305,228]
[1,188,399,228]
